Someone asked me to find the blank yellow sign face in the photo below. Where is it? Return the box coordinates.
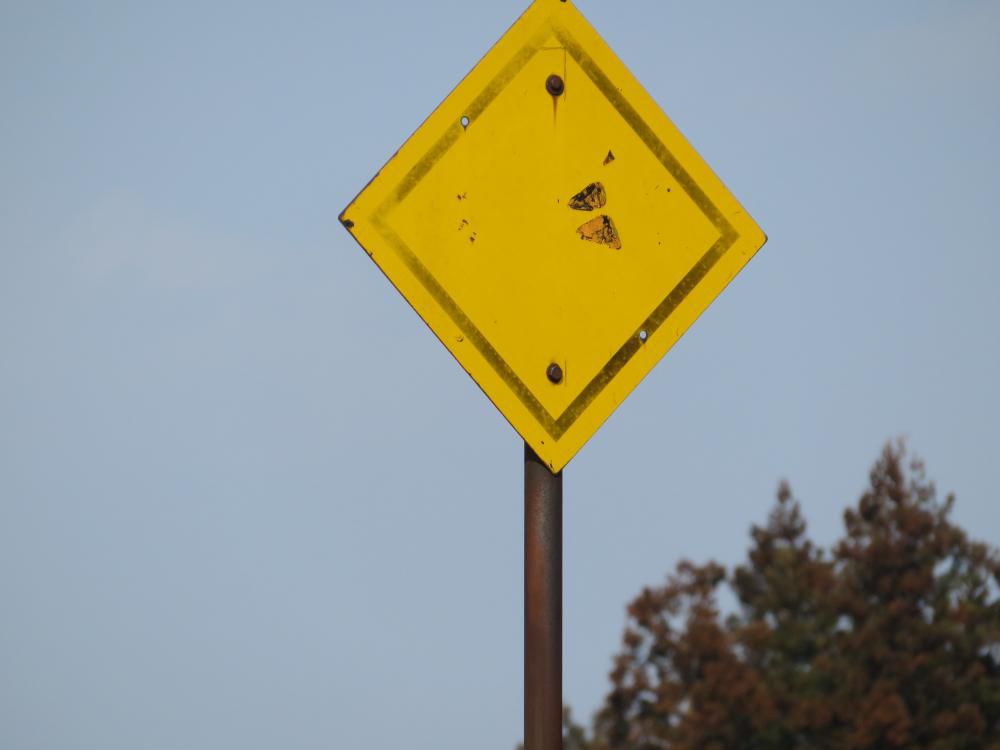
[341,0,766,472]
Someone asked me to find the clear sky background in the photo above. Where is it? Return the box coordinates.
[2,1,999,748]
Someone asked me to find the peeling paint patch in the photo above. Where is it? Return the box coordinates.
[603,150,615,165]
[568,182,607,211]
[577,215,621,250]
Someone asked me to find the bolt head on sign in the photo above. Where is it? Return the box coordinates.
[340,0,766,472]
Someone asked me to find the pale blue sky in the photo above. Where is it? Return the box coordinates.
[2,2,999,748]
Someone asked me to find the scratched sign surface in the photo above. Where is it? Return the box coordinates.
[341,0,766,472]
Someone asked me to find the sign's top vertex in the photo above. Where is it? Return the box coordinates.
[340,0,766,471]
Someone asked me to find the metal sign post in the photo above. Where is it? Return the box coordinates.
[340,1,766,746]
[524,443,562,750]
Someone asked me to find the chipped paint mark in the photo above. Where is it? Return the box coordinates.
[457,192,468,201]
[577,215,622,250]
[568,182,607,211]
[341,218,355,229]
[470,232,478,244]
[458,218,469,230]
[603,150,615,165]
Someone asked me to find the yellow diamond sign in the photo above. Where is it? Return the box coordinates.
[340,0,766,472]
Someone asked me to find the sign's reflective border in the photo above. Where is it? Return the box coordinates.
[370,20,739,441]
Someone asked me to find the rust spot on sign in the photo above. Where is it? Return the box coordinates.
[568,182,607,211]
[577,215,622,250]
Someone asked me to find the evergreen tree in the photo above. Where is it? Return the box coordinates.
[578,444,1000,749]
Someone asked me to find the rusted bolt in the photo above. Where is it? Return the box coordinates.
[546,74,565,97]
[547,363,564,384]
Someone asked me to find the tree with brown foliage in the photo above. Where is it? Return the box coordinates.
[578,444,1000,749]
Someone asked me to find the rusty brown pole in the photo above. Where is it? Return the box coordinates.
[524,442,562,750]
